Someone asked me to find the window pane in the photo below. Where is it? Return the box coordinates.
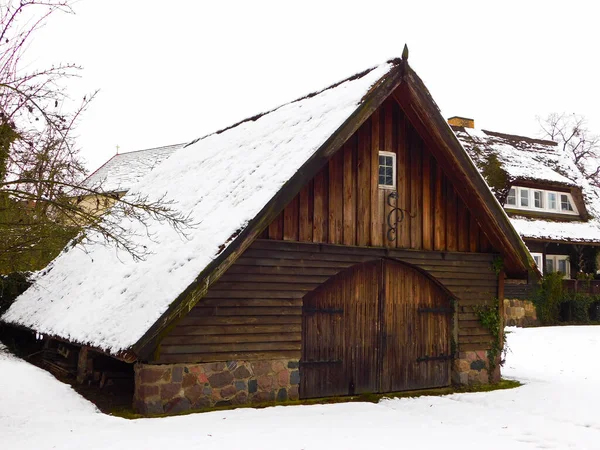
[386,156,393,167]
[534,191,543,208]
[379,174,385,185]
[507,188,516,205]
[558,259,567,273]
[561,194,574,211]
[546,258,555,273]
[385,166,393,177]
[379,155,385,165]
[520,189,529,207]
[548,192,556,209]
[386,175,393,185]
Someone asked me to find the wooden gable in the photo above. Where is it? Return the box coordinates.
[261,97,494,254]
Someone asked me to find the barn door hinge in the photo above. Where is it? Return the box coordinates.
[417,307,453,314]
[416,355,454,363]
[303,308,344,314]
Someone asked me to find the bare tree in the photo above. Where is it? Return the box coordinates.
[0,1,191,272]
[538,113,600,185]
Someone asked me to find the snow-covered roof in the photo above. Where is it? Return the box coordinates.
[2,60,397,354]
[455,127,600,244]
[83,143,185,193]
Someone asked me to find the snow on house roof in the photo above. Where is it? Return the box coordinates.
[454,127,600,244]
[83,143,185,193]
[2,60,397,354]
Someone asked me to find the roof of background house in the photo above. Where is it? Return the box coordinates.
[83,143,185,193]
[454,126,600,244]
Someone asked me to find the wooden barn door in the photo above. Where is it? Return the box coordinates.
[301,259,451,399]
[380,259,452,392]
[301,260,381,398]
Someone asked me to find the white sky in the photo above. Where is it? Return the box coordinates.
[23,0,600,172]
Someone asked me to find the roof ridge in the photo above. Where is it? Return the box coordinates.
[480,129,558,147]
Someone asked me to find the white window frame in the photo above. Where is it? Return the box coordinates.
[531,252,543,274]
[504,186,579,216]
[519,188,530,207]
[546,254,571,279]
[506,187,517,206]
[533,190,544,209]
[378,151,396,189]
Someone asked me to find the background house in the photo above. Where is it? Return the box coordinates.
[452,118,600,297]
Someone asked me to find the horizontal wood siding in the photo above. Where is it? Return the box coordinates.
[266,98,489,253]
[154,240,497,364]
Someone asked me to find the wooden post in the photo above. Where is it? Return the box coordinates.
[77,347,88,384]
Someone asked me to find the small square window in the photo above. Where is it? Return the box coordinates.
[378,151,396,189]
[534,190,544,208]
[506,188,516,206]
[520,189,530,207]
[548,192,557,210]
[560,194,574,212]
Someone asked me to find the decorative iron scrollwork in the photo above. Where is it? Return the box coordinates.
[386,191,415,241]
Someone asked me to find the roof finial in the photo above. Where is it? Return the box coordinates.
[402,44,409,61]
[116,145,120,155]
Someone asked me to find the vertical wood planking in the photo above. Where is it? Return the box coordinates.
[283,196,299,241]
[422,153,433,250]
[356,123,371,246]
[382,101,395,247]
[343,139,357,246]
[469,213,479,253]
[397,111,410,249]
[409,127,423,249]
[446,184,458,251]
[370,111,383,247]
[457,199,469,252]
[433,161,446,251]
[312,168,328,243]
[298,183,313,242]
[268,211,284,240]
[328,150,343,244]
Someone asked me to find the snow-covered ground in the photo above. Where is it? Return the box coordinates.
[2,326,599,449]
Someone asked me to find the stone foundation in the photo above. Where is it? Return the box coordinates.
[504,298,538,327]
[452,350,500,385]
[134,359,299,415]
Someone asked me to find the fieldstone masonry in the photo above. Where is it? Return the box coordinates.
[504,298,538,327]
[452,350,500,385]
[134,359,300,415]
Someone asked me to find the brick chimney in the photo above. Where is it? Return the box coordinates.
[447,116,474,129]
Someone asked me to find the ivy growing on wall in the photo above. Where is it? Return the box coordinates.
[473,300,505,383]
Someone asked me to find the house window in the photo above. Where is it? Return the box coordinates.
[531,252,543,273]
[548,192,557,210]
[502,186,578,215]
[378,151,396,189]
[520,189,530,207]
[546,254,571,279]
[506,188,516,206]
[534,190,544,208]
[560,194,574,212]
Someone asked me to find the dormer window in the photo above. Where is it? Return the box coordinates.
[378,151,396,189]
[504,186,578,215]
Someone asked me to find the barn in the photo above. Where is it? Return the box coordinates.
[2,54,534,415]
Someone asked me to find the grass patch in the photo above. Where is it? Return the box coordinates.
[110,379,522,420]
